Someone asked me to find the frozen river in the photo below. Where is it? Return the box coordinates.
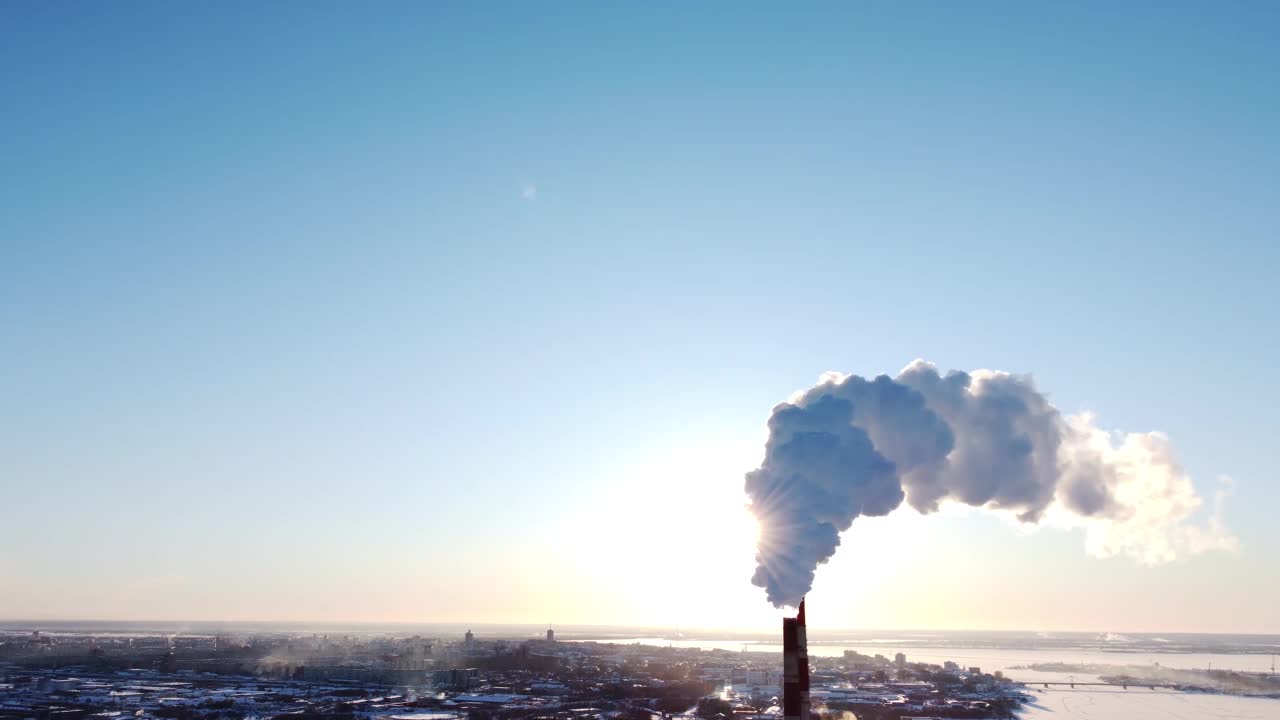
[602,637,1276,675]
[1020,686,1278,719]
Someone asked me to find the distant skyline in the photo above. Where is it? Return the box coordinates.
[2,3,1278,633]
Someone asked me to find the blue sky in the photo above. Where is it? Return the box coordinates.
[2,2,1278,631]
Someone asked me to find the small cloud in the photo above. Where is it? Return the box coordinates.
[521,182,537,201]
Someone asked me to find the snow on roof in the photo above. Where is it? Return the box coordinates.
[454,694,520,704]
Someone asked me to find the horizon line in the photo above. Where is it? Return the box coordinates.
[2,618,1277,638]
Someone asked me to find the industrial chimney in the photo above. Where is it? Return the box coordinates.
[782,599,810,720]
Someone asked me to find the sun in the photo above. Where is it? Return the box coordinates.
[547,432,766,625]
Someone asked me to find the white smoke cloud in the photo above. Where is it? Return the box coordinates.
[746,360,1238,608]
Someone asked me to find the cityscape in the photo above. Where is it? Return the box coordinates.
[0,623,1062,720]
[4,617,1279,720]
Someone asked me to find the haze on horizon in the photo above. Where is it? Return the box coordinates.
[2,3,1278,636]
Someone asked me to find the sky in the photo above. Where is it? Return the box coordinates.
[2,2,1278,634]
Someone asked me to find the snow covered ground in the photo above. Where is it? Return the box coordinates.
[1019,686,1279,720]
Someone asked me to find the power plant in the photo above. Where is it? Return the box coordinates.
[781,598,811,720]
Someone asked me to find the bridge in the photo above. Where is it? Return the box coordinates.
[1032,681,1178,690]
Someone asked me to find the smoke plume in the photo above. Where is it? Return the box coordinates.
[746,360,1237,608]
